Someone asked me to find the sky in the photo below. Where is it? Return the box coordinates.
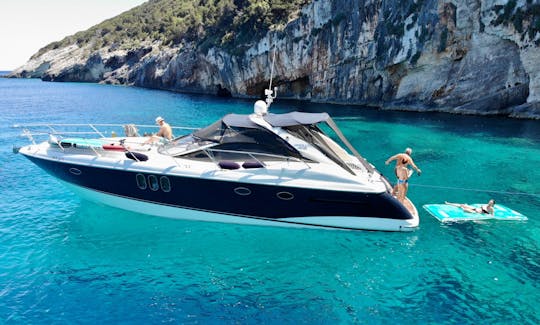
[0,0,148,71]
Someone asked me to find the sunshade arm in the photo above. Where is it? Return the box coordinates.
[325,117,377,175]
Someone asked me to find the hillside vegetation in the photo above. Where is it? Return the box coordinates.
[34,0,310,58]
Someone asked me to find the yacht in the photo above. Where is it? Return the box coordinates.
[14,93,419,231]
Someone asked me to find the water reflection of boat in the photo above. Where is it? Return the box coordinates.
[15,96,418,231]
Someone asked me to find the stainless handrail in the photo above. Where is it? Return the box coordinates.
[13,123,199,140]
[14,123,198,130]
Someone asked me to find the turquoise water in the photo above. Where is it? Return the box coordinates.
[1,78,539,323]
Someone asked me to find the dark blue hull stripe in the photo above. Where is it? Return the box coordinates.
[24,155,414,222]
[70,185,404,231]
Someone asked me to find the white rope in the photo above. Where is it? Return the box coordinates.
[411,183,540,197]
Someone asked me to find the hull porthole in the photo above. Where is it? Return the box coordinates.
[136,174,147,190]
[234,187,252,196]
[277,191,294,200]
[148,175,159,191]
[69,168,82,175]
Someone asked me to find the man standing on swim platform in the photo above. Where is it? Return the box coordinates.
[385,148,422,202]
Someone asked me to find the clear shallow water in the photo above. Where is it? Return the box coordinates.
[1,78,539,323]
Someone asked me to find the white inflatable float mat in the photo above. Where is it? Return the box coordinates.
[423,204,528,222]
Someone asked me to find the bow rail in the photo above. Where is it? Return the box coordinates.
[13,123,198,145]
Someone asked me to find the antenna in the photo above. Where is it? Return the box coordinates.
[269,49,275,90]
[265,49,277,107]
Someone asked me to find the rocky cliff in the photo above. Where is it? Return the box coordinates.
[10,0,540,119]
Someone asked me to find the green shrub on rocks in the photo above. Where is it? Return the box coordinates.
[33,0,310,58]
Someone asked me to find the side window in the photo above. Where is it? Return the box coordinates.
[136,174,147,190]
[160,176,171,192]
[148,175,159,191]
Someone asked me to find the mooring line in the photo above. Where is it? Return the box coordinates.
[411,183,540,197]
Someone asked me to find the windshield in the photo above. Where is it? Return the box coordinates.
[158,135,214,156]
[284,124,356,174]
[159,125,303,161]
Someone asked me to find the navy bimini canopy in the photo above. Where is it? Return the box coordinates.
[264,112,330,127]
[222,114,258,128]
[191,111,329,159]
[189,111,373,174]
[194,111,330,142]
[219,112,330,128]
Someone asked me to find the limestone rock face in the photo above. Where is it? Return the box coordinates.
[9,0,540,119]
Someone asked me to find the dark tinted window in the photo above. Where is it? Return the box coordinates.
[136,174,147,190]
[148,175,159,191]
[160,176,171,192]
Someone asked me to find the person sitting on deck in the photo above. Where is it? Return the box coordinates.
[145,116,173,144]
[445,199,495,215]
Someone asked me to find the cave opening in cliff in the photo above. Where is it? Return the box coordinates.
[216,84,232,98]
